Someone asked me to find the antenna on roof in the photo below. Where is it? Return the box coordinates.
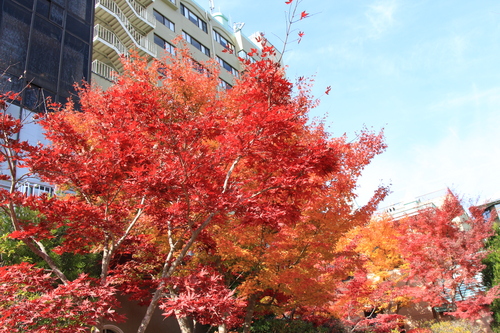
[233,22,245,32]
[209,0,215,13]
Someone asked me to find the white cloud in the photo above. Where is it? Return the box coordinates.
[430,86,500,112]
[356,86,500,207]
[365,0,398,39]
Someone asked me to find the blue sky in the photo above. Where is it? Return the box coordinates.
[206,0,500,206]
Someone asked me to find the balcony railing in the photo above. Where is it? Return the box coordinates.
[92,60,118,81]
[94,24,129,56]
[95,0,156,57]
[125,0,156,26]
[19,182,54,197]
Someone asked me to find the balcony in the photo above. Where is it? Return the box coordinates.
[19,182,54,197]
[93,24,129,69]
[137,0,153,7]
[92,60,118,82]
[95,0,157,58]
[114,0,156,33]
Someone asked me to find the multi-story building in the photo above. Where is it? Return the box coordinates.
[0,0,95,194]
[91,0,277,90]
[0,0,273,106]
[378,188,468,223]
[0,0,94,110]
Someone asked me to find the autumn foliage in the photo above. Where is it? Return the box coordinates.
[0,8,495,331]
[335,192,498,330]
[0,33,389,333]
[0,263,121,332]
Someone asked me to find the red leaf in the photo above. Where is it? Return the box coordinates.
[298,31,305,44]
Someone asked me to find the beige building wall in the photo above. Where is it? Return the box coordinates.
[91,0,280,90]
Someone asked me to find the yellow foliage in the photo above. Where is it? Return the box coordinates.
[429,320,479,333]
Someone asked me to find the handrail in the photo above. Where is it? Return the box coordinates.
[125,0,156,26]
[92,60,119,81]
[93,24,129,56]
[95,0,157,56]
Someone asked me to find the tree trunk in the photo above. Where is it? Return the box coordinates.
[136,214,215,333]
[218,324,227,333]
[176,315,194,333]
[242,293,258,333]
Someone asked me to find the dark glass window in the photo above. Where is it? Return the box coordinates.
[66,13,90,41]
[36,0,65,26]
[0,73,26,96]
[0,1,31,75]
[180,4,207,33]
[67,0,91,22]
[36,0,50,17]
[14,0,34,10]
[154,10,174,31]
[0,0,92,111]
[49,4,64,26]
[60,34,89,94]
[24,84,55,112]
[28,16,62,92]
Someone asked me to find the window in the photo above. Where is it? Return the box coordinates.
[219,79,232,90]
[217,57,238,76]
[67,0,93,23]
[0,1,32,75]
[0,0,92,111]
[153,10,174,31]
[191,60,207,74]
[154,34,175,54]
[36,0,64,26]
[213,30,234,52]
[180,4,207,33]
[238,50,256,63]
[19,182,55,196]
[182,31,210,57]
[61,34,89,95]
[28,16,63,92]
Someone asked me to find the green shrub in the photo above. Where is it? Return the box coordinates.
[249,317,334,333]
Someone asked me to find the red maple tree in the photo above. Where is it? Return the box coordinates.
[0,39,387,333]
[334,192,498,330]
[396,193,498,319]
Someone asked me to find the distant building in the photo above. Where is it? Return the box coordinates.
[476,198,500,224]
[378,189,458,219]
[374,189,491,330]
